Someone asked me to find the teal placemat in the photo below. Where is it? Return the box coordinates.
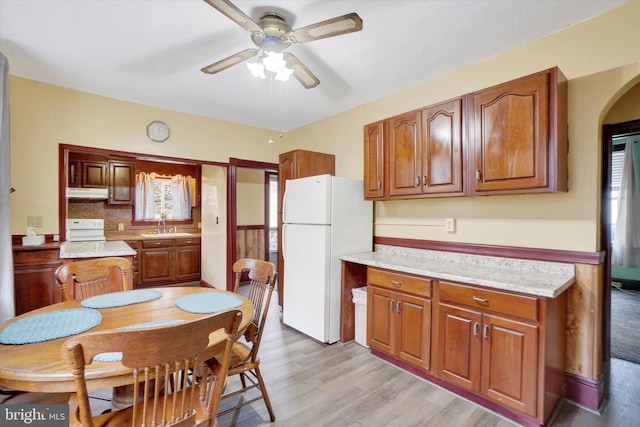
[175,292,243,314]
[81,289,162,309]
[93,319,185,362]
[0,308,102,345]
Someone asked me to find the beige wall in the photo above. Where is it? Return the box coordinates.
[236,168,265,226]
[9,78,280,235]
[9,2,640,255]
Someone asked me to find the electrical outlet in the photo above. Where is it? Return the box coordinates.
[445,218,456,233]
[27,215,43,227]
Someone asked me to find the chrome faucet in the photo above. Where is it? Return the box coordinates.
[158,217,166,234]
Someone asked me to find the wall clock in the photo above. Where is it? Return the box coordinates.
[146,121,170,142]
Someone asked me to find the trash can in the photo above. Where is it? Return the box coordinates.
[351,286,368,347]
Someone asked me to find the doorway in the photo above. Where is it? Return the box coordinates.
[602,119,640,366]
[226,158,278,291]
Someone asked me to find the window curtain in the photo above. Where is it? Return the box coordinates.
[0,53,15,322]
[612,141,640,267]
[171,174,192,220]
[135,172,155,221]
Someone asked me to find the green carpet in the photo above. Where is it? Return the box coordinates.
[611,287,640,364]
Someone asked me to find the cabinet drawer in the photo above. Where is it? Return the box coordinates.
[141,239,173,249]
[174,238,200,246]
[368,267,431,298]
[438,281,538,321]
[13,248,61,265]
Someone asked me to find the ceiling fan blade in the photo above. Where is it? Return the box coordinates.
[202,0,263,35]
[284,53,319,89]
[201,48,258,74]
[289,12,363,44]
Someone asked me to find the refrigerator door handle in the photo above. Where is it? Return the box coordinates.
[282,189,289,223]
[282,223,287,261]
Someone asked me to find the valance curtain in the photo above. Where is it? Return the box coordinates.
[0,52,15,322]
[135,172,155,221]
[171,174,192,220]
[612,141,640,267]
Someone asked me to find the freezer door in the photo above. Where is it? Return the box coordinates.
[282,223,331,342]
[282,174,331,225]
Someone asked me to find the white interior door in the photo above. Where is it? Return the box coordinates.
[201,165,227,289]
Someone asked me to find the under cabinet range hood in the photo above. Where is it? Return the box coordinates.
[66,187,108,199]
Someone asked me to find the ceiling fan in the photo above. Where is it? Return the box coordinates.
[201,0,363,88]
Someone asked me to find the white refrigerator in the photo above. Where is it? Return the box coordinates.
[282,174,372,343]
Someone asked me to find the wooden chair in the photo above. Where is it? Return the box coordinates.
[55,257,132,301]
[61,309,243,427]
[216,258,276,422]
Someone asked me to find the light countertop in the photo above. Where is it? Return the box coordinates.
[60,240,137,259]
[341,245,575,298]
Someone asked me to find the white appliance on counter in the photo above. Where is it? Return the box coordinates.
[282,174,372,344]
[66,219,106,242]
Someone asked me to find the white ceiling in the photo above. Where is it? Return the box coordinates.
[0,0,627,132]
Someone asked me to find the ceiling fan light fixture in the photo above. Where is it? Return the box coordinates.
[246,60,266,78]
[275,66,294,82]
[263,51,286,73]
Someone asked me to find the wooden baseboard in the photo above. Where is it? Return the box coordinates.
[564,372,603,412]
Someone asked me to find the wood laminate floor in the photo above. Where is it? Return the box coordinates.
[216,291,640,427]
[4,289,637,426]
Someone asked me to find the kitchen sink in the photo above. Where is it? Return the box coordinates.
[140,232,194,238]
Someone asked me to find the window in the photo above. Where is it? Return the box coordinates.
[611,148,625,241]
[135,172,195,222]
[153,178,173,220]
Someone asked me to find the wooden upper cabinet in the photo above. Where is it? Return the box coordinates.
[364,67,567,200]
[421,98,464,195]
[81,161,108,188]
[387,98,464,199]
[469,67,567,195]
[108,160,135,205]
[388,110,422,197]
[363,120,385,200]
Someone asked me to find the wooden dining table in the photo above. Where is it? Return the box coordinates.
[0,286,253,394]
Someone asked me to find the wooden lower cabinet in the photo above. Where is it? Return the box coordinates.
[139,237,200,285]
[13,246,62,315]
[433,280,566,425]
[367,267,431,370]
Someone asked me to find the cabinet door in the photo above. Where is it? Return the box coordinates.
[388,111,422,197]
[174,244,201,280]
[421,98,463,195]
[396,292,431,370]
[82,161,108,188]
[140,248,172,283]
[13,249,61,315]
[367,285,395,354]
[68,160,80,187]
[108,161,135,205]
[435,302,482,392]
[481,314,538,416]
[470,71,549,193]
[363,120,385,199]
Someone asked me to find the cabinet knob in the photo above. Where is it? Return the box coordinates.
[390,280,402,287]
[483,324,489,340]
[390,301,395,312]
[416,176,420,187]
[396,301,401,313]
[475,169,482,181]
[473,322,480,336]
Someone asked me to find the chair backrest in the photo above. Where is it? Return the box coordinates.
[55,257,132,301]
[232,259,276,361]
[61,309,243,427]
